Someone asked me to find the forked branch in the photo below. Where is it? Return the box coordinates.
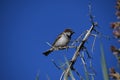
[64,23,98,80]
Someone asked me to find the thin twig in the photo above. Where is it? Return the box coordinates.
[91,34,97,53]
[64,55,75,80]
[79,52,86,65]
[71,31,87,46]
[46,42,53,47]
[60,71,65,80]
[51,59,61,70]
[72,67,84,80]
[80,52,89,80]
[83,47,92,58]
[89,60,96,80]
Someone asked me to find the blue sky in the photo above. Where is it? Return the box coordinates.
[1,0,119,80]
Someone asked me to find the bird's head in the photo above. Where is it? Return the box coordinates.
[64,29,74,37]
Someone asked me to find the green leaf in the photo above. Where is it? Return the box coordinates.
[100,44,109,80]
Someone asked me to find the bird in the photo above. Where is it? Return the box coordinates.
[43,29,74,56]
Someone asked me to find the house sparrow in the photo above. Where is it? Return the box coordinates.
[43,29,74,56]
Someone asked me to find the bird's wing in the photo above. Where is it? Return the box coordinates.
[52,32,63,46]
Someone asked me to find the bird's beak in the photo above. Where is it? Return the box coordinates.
[72,31,75,34]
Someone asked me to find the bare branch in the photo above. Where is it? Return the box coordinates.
[46,42,53,47]
[80,52,89,80]
[51,59,61,70]
[63,23,97,80]
[60,71,65,80]
[91,34,97,52]
[64,55,75,80]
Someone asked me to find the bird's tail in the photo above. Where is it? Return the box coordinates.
[43,48,53,56]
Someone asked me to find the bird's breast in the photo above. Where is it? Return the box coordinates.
[54,35,69,47]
